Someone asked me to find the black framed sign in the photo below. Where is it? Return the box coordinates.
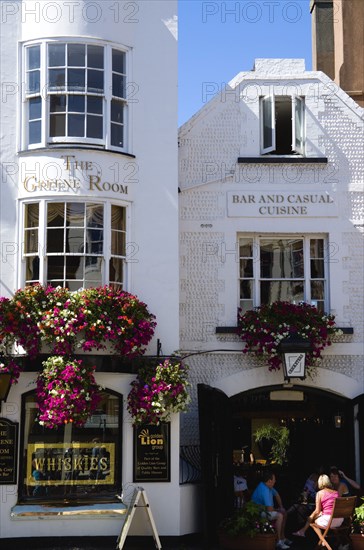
[133,423,170,482]
[0,418,18,484]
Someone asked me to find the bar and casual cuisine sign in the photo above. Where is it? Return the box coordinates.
[134,424,170,482]
[0,418,18,484]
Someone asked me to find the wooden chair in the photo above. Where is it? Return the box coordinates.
[310,495,357,549]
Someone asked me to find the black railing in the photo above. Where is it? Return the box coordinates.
[179,445,201,484]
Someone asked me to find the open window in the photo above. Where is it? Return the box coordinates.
[260,95,305,155]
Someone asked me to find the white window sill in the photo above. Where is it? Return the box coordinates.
[11,502,127,520]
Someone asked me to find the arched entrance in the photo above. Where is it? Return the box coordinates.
[230,385,355,505]
[198,378,362,546]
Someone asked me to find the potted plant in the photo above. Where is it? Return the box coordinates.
[351,498,364,550]
[253,424,290,465]
[218,501,277,550]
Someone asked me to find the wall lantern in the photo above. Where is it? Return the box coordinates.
[0,373,12,413]
[277,334,313,381]
[334,414,342,429]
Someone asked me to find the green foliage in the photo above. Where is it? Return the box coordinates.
[220,501,275,538]
[352,498,364,534]
[254,424,290,465]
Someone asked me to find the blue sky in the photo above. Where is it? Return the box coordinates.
[178,0,312,125]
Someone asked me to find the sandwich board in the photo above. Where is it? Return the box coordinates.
[116,487,162,549]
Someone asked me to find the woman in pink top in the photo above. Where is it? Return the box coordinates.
[293,474,343,537]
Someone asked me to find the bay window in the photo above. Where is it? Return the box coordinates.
[24,40,127,151]
[23,201,126,290]
[239,235,328,313]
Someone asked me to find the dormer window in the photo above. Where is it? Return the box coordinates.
[260,95,305,155]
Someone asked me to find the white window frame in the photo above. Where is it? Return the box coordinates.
[22,39,128,152]
[260,95,305,156]
[20,199,128,290]
[238,234,329,313]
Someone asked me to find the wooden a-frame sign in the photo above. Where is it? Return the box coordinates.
[116,487,162,549]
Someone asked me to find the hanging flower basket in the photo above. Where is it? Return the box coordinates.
[36,356,102,429]
[238,301,340,373]
[127,358,191,425]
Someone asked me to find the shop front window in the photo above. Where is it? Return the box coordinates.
[20,389,122,503]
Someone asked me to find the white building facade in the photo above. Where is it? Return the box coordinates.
[0,0,201,542]
[178,58,364,539]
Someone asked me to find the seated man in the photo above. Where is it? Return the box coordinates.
[251,470,292,550]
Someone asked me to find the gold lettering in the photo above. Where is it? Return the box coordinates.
[99,457,108,471]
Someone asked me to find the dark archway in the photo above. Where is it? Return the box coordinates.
[230,385,355,504]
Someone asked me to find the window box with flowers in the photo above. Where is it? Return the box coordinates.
[238,301,340,375]
[0,284,157,427]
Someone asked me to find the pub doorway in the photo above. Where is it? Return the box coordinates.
[198,383,356,547]
[230,385,355,506]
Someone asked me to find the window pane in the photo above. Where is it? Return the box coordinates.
[68,68,85,91]
[47,203,64,226]
[66,203,85,226]
[87,115,103,138]
[26,256,40,282]
[28,46,40,70]
[24,229,39,254]
[239,300,254,315]
[87,96,102,114]
[112,74,125,98]
[87,45,104,68]
[50,95,66,112]
[311,280,324,300]
[28,71,40,94]
[47,256,65,279]
[48,43,65,66]
[85,257,103,282]
[49,68,65,89]
[240,259,253,278]
[260,281,304,305]
[66,228,84,253]
[260,239,304,278]
[68,114,85,137]
[66,255,83,279]
[112,50,125,73]
[29,121,41,144]
[69,95,85,112]
[68,44,85,67]
[111,123,123,148]
[86,204,104,228]
[262,96,273,149]
[29,97,42,119]
[310,239,324,258]
[111,206,125,230]
[87,69,103,92]
[25,204,39,228]
[50,114,66,136]
[86,229,103,254]
[240,279,253,299]
[311,259,324,279]
[111,231,126,256]
[109,257,123,284]
[47,229,64,252]
[111,100,123,123]
[239,239,253,257]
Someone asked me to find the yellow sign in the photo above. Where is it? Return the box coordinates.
[27,443,115,486]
